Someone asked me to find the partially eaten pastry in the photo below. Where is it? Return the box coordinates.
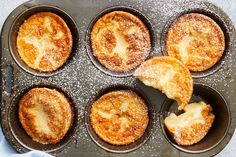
[164,101,215,146]
[133,56,193,110]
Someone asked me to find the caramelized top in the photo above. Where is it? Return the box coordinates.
[90,90,149,145]
[17,12,72,72]
[166,13,225,71]
[91,11,151,72]
[18,88,72,144]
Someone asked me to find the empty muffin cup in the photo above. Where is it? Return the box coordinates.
[85,85,154,153]
[9,5,79,77]
[161,8,231,78]
[7,84,78,153]
[159,83,231,153]
[86,6,155,77]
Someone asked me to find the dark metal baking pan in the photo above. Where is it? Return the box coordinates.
[1,0,235,157]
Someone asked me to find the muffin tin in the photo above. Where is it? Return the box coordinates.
[0,0,235,157]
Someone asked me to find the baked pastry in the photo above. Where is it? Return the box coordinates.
[164,101,215,145]
[133,56,193,110]
[18,88,73,144]
[90,90,148,145]
[91,11,151,72]
[17,12,72,72]
[165,13,225,71]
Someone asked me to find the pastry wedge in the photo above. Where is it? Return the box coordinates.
[133,56,193,110]
[164,101,215,145]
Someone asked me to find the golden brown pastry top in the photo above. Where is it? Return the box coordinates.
[18,88,73,144]
[134,56,193,110]
[164,101,215,145]
[165,13,225,71]
[17,12,72,72]
[91,11,151,72]
[90,90,149,145]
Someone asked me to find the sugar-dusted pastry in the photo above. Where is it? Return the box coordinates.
[90,90,149,145]
[165,13,225,71]
[91,11,151,72]
[134,56,193,110]
[19,88,73,144]
[164,101,215,145]
[17,12,72,72]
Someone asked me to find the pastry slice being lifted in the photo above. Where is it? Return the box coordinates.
[133,56,193,110]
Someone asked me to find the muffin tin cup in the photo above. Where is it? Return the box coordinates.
[160,8,231,78]
[85,6,155,77]
[5,84,79,153]
[159,83,231,154]
[85,85,155,153]
[9,5,79,77]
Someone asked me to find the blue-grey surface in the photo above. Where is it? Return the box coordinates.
[0,0,235,156]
